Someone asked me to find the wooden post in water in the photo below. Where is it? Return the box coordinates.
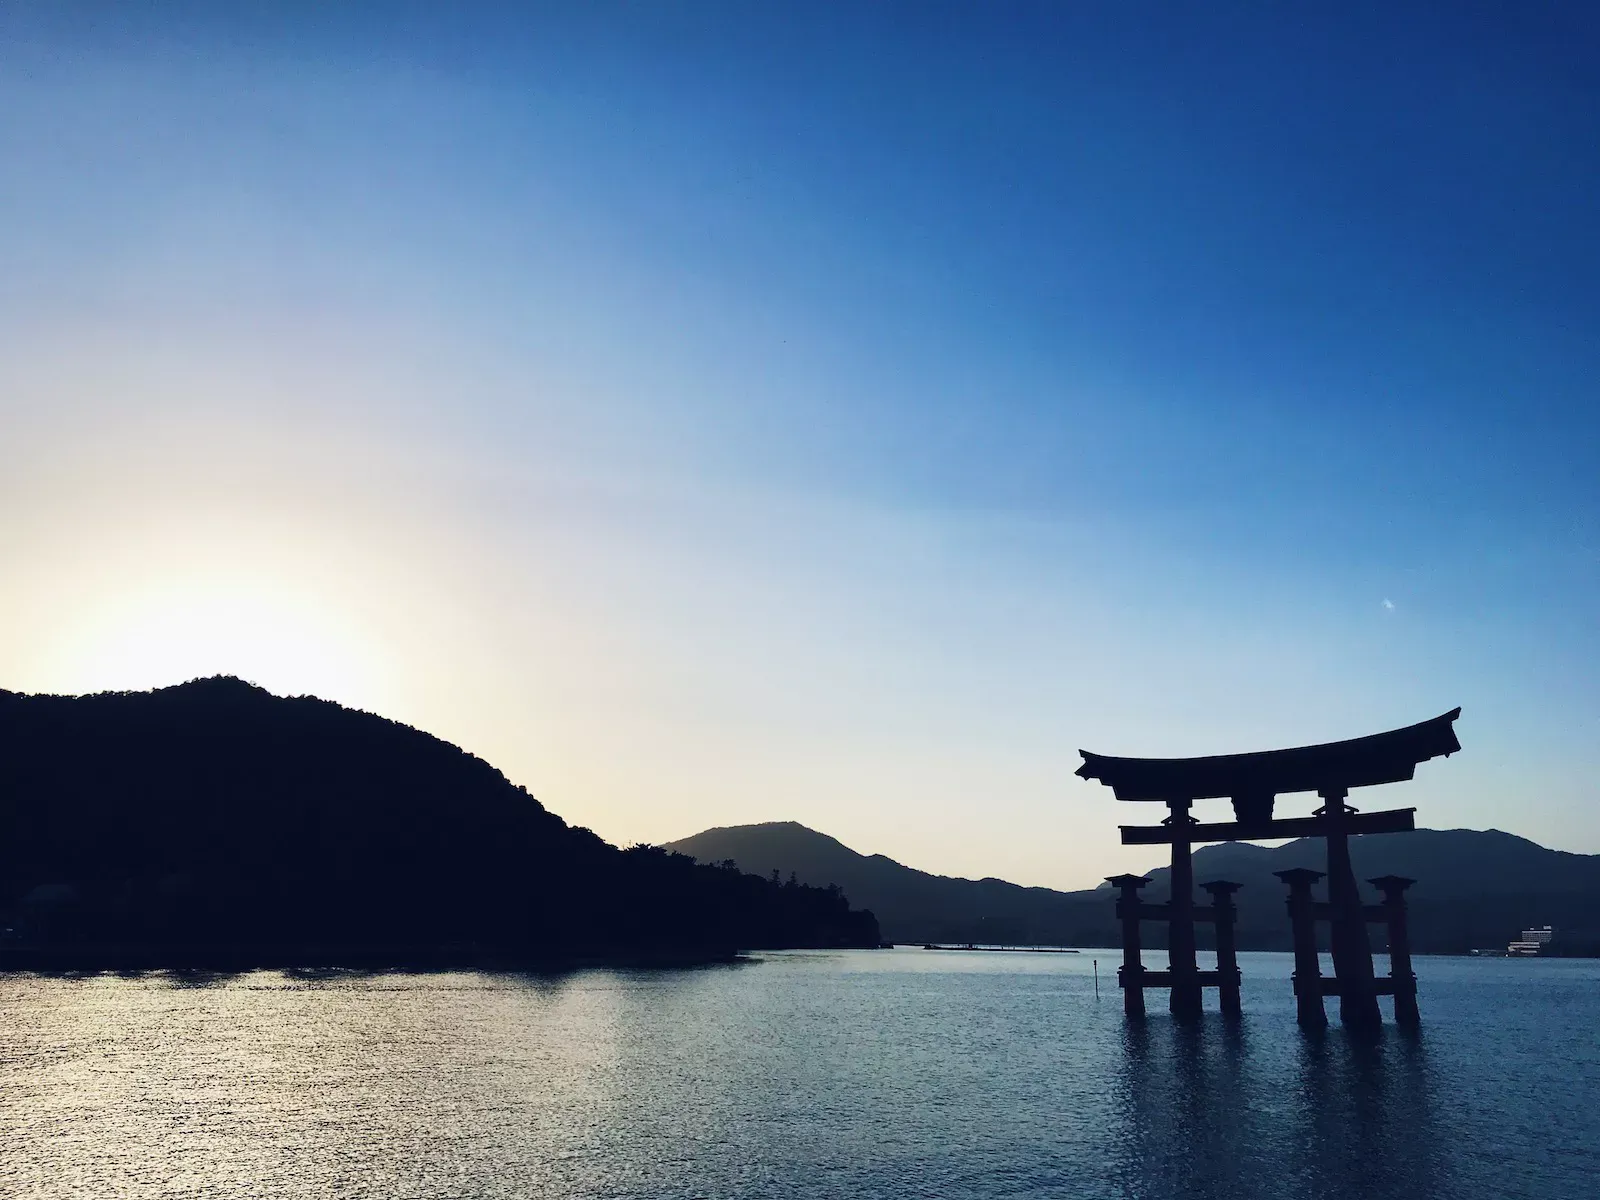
[1106,874,1149,1018]
[1201,880,1243,1016]
[1277,868,1327,1029]
[1371,875,1419,1027]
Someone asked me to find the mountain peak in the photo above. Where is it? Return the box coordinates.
[167,675,273,697]
[669,820,849,850]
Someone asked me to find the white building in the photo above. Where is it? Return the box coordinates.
[1507,926,1555,955]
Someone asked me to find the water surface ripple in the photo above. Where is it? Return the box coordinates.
[2,950,1594,1198]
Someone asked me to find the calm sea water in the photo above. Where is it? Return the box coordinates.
[2,949,1595,1199]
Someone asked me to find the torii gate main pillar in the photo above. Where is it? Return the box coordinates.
[1165,797,1202,1017]
[1321,788,1382,1030]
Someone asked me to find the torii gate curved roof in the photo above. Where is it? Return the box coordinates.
[1077,708,1461,802]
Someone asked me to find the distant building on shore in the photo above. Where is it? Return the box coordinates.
[1507,926,1555,956]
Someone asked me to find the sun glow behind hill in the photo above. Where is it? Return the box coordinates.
[53,579,376,705]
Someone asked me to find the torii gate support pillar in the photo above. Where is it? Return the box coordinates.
[1201,880,1243,1016]
[1372,875,1420,1027]
[1277,868,1327,1029]
[1107,874,1150,1018]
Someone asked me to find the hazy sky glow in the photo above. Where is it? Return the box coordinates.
[3,3,1596,887]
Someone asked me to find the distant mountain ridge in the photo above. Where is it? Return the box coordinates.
[665,822,1113,946]
[666,821,1600,954]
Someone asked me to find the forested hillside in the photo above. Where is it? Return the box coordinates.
[0,678,879,965]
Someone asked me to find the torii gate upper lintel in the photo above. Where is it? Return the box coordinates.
[1079,708,1461,1029]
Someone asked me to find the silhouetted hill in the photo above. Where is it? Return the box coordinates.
[1157,828,1600,955]
[0,679,879,965]
[665,822,1111,946]
[667,822,1600,955]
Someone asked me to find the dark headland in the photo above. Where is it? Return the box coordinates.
[0,678,880,969]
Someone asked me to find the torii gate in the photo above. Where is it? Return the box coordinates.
[1077,709,1460,1029]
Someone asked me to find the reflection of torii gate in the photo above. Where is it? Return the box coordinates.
[1077,709,1461,1029]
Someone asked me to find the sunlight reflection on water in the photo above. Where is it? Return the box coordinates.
[1,950,1594,1198]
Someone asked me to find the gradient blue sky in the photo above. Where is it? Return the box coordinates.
[2,3,1596,886]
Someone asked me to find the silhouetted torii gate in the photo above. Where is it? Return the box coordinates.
[1078,709,1461,1028]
